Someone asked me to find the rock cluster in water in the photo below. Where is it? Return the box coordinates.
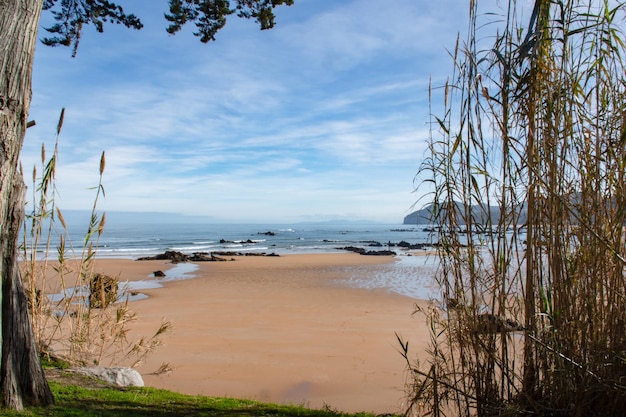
[336,246,397,256]
[335,239,435,255]
[137,250,279,263]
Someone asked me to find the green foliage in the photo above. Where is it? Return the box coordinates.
[165,0,230,41]
[165,0,294,42]
[40,356,70,370]
[41,0,295,56]
[41,0,143,56]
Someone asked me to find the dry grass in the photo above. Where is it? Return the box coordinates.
[403,1,626,416]
[21,109,171,372]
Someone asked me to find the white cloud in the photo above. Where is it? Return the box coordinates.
[24,0,470,223]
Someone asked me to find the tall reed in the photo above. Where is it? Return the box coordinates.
[21,109,171,371]
[403,1,626,415]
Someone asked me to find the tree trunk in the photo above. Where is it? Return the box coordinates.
[0,0,54,409]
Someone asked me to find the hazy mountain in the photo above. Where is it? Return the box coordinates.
[403,202,528,225]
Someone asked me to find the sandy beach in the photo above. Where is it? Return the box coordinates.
[44,253,432,414]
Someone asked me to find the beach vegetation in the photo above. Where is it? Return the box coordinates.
[0,0,294,409]
[21,109,172,375]
[403,0,626,416]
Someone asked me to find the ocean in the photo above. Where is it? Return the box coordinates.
[90,223,436,258]
[26,221,441,300]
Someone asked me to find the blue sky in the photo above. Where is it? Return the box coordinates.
[23,0,470,223]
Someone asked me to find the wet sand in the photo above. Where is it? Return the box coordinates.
[48,253,431,414]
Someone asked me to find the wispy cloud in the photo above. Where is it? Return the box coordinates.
[24,0,469,223]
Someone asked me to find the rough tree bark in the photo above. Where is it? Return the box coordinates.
[0,0,55,409]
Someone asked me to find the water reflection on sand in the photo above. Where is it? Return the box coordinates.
[340,253,439,300]
[47,262,199,305]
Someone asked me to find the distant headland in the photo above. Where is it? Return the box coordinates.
[403,202,528,225]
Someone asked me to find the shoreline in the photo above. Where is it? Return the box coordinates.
[36,253,433,414]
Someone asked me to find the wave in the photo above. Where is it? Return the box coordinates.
[170,244,220,252]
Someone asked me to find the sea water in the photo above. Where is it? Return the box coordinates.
[69,223,437,258]
[29,221,442,300]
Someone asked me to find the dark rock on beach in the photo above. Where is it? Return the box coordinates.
[210,251,243,257]
[364,250,396,256]
[153,270,166,277]
[137,250,280,262]
[338,246,366,254]
[188,252,229,262]
[88,273,118,308]
[396,241,431,250]
[220,238,256,244]
[336,246,396,256]
[211,251,280,257]
[137,250,188,263]
[430,241,468,248]
[474,313,525,334]
[341,240,433,252]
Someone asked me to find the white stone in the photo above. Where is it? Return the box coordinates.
[70,367,144,387]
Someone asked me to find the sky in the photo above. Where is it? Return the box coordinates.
[23,0,471,224]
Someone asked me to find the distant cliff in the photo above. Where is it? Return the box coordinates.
[403,202,527,225]
[403,205,436,224]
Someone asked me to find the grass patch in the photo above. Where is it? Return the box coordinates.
[0,382,378,417]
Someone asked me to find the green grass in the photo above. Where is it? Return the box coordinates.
[0,382,379,417]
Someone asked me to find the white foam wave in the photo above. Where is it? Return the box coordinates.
[170,244,219,251]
